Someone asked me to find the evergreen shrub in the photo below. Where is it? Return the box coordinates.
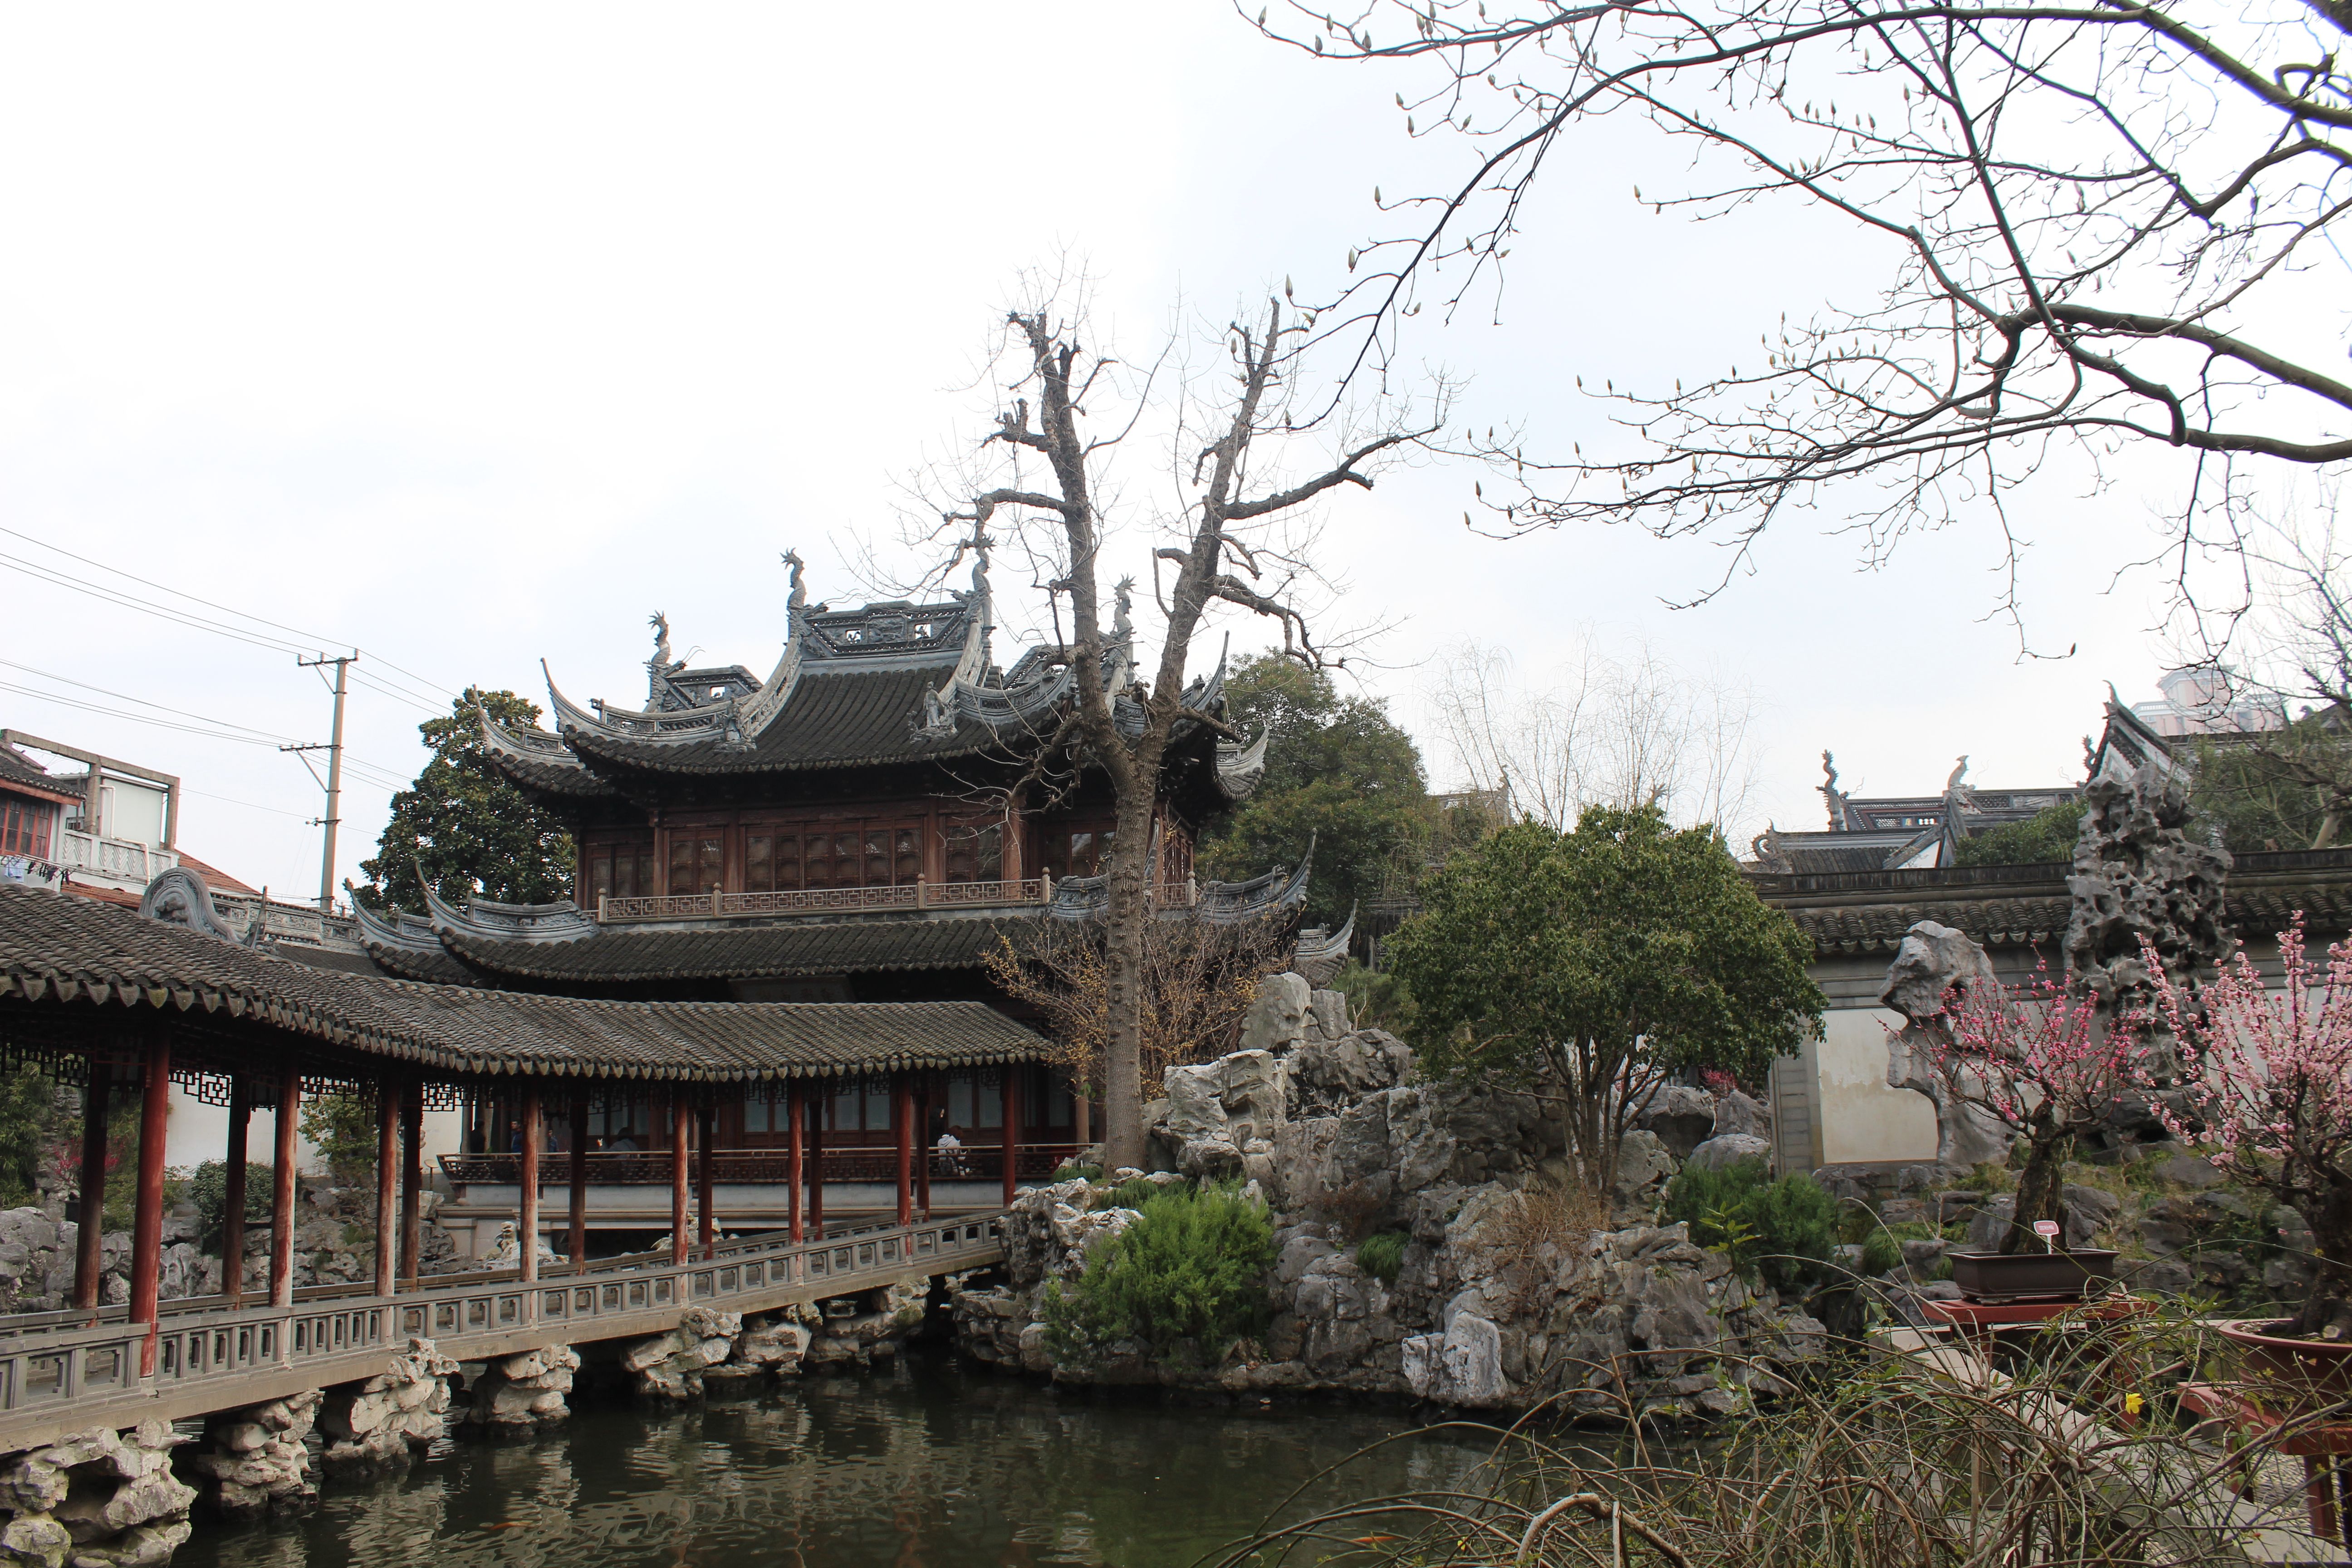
[1664,1159,1838,1290]
[1355,1230,1408,1284]
[1044,1181,1276,1362]
[189,1161,275,1252]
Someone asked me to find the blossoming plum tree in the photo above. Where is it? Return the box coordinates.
[2156,917,2352,1339]
[1916,966,2128,1254]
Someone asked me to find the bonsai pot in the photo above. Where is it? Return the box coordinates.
[2215,1318,2352,1406]
[1946,1248,2119,1302]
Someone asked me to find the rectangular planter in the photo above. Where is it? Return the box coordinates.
[1946,1248,2119,1302]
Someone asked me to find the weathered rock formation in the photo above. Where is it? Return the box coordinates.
[464,1344,579,1431]
[952,981,1828,1419]
[316,1338,459,1474]
[2066,760,2233,1022]
[624,1307,743,1401]
[1879,920,2016,1172]
[181,1392,320,1518]
[0,1421,194,1568]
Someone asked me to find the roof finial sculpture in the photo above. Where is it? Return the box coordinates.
[1945,754,1970,794]
[1112,576,1135,644]
[647,613,685,676]
[782,550,807,614]
[1819,750,1845,829]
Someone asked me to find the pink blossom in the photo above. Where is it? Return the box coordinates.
[1911,960,2131,1139]
[2154,915,2352,1196]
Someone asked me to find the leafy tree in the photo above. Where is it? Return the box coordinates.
[357,688,576,913]
[299,1094,378,1184]
[188,1160,274,1252]
[1385,809,1823,1189]
[1950,799,2085,867]
[1198,654,1431,930]
[2188,723,2348,851]
[0,1066,77,1208]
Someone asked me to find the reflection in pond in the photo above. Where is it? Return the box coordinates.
[175,1353,1535,1568]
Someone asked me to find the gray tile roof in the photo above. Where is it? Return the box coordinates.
[1755,849,2352,956]
[561,666,1007,777]
[0,884,1049,1083]
[432,915,1038,984]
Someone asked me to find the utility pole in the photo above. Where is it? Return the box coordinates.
[287,654,355,914]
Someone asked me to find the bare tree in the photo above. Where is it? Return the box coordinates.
[925,294,1440,1168]
[1255,0,2352,623]
[983,916,1293,1098]
[2174,496,2352,846]
[1426,635,1764,836]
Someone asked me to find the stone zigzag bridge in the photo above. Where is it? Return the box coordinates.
[0,1211,1003,1455]
[0,879,1045,1457]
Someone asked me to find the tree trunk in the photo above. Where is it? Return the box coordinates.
[1098,790,1159,1171]
[2292,1181,2352,1338]
[2000,1124,2070,1255]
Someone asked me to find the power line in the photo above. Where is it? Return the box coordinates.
[184,788,311,819]
[0,523,459,701]
[0,657,302,745]
[0,676,414,791]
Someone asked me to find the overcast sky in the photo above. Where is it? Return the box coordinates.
[0,5,2224,899]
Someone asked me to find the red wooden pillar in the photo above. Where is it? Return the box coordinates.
[129,1031,170,1377]
[893,1074,913,1226]
[372,1088,398,1296]
[696,1102,715,1260]
[568,1092,589,1267]
[71,1062,109,1312]
[270,1066,300,1309]
[398,1083,422,1284]
[518,1088,542,1287]
[785,1086,803,1244]
[914,1081,932,1220]
[221,1077,250,1308]
[1000,1068,1021,1209]
[668,1094,689,1265]
[807,1087,825,1241]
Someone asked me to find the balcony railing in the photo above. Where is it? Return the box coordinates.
[597,877,1199,923]
[598,877,1051,923]
[54,830,176,886]
[440,1145,1083,1187]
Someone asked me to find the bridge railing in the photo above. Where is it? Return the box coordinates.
[0,1214,1004,1419]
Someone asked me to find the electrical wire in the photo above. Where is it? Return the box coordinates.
[0,677,413,792]
[0,657,303,744]
[0,522,458,701]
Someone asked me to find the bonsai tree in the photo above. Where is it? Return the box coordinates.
[2156,916,2352,1338]
[1919,965,2126,1254]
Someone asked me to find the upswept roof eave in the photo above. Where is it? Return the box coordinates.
[0,885,1051,1083]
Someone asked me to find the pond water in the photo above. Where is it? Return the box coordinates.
[172,1354,1539,1568]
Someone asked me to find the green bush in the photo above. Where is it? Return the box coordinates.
[1093,1176,1171,1212]
[1356,1230,1409,1284]
[299,1095,378,1183]
[1664,1160,1839,1291]
[1044,1181,1277,1363]
[1858,1230,1902,1278]
[189,1161,275,1252]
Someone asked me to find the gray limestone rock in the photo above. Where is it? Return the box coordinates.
[1711,1090,1768,1141]
[1880,922,2018,1171]
[1238,973,1312,1055]
[2065,761,2233,1027]
[1636,1087,1716,1161]
[1611,1130,1677,1207]
[1683,1134,1772,1174]
[466,1343,581,1430]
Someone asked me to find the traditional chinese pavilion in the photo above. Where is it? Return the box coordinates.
[343,553,1335,1254]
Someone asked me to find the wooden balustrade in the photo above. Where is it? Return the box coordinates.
[439,1144,1079,1187]
[0,1214,1002,1443]
[596,879,1052,923]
